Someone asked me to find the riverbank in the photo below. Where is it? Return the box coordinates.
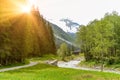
[57,59,120,74]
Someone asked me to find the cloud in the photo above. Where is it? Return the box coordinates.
[38,0,120,25]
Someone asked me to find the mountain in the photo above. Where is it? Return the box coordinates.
[50,23,74,42]
[47,18,79,33]
[50,23,76,48]
[60,18,80,31]
[67,32,76,39]
[60,18,80,29]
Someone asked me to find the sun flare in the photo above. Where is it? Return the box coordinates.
[21,6,31,13]
[20,0,37,13]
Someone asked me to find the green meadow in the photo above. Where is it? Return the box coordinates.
[0,63,120,80]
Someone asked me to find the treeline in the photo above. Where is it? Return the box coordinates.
[0,1,56,65]
[77,11,120,64]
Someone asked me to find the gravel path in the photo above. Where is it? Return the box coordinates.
[57,60,120,74]
[0,62,38,72]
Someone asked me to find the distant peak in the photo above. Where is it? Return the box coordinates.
[60,18,80,30]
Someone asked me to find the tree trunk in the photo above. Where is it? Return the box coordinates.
[101,52,104,72]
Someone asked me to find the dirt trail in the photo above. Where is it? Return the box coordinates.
[0,62,38,72]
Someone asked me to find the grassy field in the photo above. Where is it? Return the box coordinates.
[79,60,120,71]
[29,54,58,61]
[0,63,120,80]
[0,60,29,69]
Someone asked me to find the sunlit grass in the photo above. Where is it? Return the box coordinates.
[30,54,58,61]
[0,63,120,80]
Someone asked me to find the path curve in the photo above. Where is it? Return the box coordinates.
[0,62,38,72]
[57,60,120,74]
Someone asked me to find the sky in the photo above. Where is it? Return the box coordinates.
[33,0,120,32]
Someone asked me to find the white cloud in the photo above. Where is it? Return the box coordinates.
[37,0,120,32]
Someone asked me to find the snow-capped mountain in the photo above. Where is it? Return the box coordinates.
[47,18,80,33]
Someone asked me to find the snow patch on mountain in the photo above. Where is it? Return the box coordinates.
[47,18,79,33]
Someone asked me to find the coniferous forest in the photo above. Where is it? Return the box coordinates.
[0,0,56,65]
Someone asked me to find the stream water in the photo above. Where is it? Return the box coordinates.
[57,59,120,74]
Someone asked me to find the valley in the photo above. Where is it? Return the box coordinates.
[0,0,120,80]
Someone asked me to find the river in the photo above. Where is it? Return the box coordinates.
[57,59,120,74]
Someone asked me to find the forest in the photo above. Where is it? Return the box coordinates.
[0,0,56,65]
[76,11,120,66]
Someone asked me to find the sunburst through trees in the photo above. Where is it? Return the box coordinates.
[0,0,56,65]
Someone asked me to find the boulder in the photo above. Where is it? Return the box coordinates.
[46,60,58,66]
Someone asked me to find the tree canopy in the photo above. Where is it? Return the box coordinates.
[76,11,120,65]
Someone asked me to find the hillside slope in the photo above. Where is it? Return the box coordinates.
[50,23,75,48]
[50,23,74,42]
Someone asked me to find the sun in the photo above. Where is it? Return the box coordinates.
[14,0,38,14]
[20,0,37,13]
[21,6,31,13]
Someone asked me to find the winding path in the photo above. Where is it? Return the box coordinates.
[0,62,38,72]
[57,59,120,74]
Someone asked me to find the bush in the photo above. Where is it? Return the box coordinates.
[107,57,120,65]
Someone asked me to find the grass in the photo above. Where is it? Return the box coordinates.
[29,54,79,62]
[0,60,29,69]
[79,60,120,71]
[79,61,97,68]
[30,54,58,61]
[0,63,120,80]
[105,63,120,71]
